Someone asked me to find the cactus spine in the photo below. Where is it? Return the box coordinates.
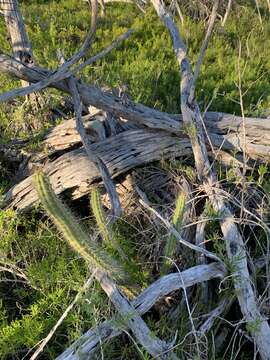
[161,191,186,275]
[33,171,128,284]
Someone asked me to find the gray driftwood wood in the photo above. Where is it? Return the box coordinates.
[4,130,192,211]
[56,263,225,360]
[4,109,270,211]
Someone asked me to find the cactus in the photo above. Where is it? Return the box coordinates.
[90,188,128,261]
[90,188,111,245]
[33,171,128,284]
[161,191,186,275]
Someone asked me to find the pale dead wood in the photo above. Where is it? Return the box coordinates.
[0,0,98,103]
[39,110,270,156]
[4,118,270,212]
[68,76,122,220]
[91,267,178,359]
[56,263,225,360]
[3,129,192,211]
[198,298,228,335]
[195,218,208,303]
[0,0,32,63]
[3,53,270,146]
[0,27,133,104]
[267,0,270,12]
[255,0,263,25]
[221,0,233,27]
[0,0,33,90]
[136,187,224,264]
[3,52,270,153]
[73,29,133,74]
[150,0,270,358]
[191,0,219,99]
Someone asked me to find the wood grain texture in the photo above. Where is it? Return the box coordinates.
[4,130,191,211]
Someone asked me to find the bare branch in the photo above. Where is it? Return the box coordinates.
[30,273,96,360]
[0,0,32,62]
[0,0,98,102]
[74,29,133,74]
[191,0,219,99]
[136,186,224,264]
[92,267,178,359]
[56,263,225,359]
[68,76,122,220]
[198,298,228,335]
[221,0,233,27]
[0,29,132,103]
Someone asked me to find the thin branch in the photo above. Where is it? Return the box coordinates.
[56,263,225,359]
[73,29,133,74]
[136,185,224,264]
[92,267,178,359]
[30,273,96,360]
[221,0,233,27]
[190,0,219,100]
[0,0,98,103]
[198,298,228,335]
[0,29,132,103]
[68,77,122,221]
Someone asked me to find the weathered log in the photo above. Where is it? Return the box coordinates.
[40,111,270,158]
[3,129,192,211]
[1,53,270,149]
[4,112,270,212]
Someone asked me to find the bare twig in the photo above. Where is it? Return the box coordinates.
[195,217,208,303]
[68,77,122,220]
[0,0,98,103]
[136,185,224,264]
[198,298,228,335]
[191,0,219,99]
[254,0,263,25]
[30,273,96,360]
[221,0,233,27]
[73,29,133,74]
[0,28,132,103]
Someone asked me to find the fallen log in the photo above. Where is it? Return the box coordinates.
[32,111,270,158]
[3,129,192,211]
[4,111,270,211]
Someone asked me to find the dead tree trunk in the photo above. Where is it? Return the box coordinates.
[0,0,33,88]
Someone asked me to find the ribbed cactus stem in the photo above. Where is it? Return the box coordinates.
[90,188,127,260]
[33,171,128,283]
[161,191,186,275]
[90,188,111,245]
